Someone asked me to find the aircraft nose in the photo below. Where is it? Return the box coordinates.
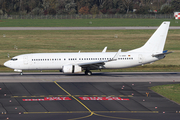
[4,61,11,68]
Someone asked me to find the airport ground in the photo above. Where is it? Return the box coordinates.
[0,72,180,120]
[0,19,180,120]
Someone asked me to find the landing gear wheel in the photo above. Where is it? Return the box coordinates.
[85,70,92,76]
[20,72,23,76]
[87,71,92,76]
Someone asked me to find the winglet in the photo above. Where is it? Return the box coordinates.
[102,46,107,53]
[112,49,121,60]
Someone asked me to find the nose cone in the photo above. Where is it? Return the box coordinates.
[4,61,11,68]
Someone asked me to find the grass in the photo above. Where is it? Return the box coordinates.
[0,29,180,72]
[0,19,180,27]
[151,84,180,104]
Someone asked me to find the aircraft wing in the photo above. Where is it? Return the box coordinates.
[78,60,109,69]
[78,49,121,70]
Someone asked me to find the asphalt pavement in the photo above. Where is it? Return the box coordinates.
[0,75,180,120]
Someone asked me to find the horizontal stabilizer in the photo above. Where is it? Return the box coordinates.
[152,50,173,57]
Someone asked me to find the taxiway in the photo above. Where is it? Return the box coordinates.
[0,72,180,120]
[0,72,179,82]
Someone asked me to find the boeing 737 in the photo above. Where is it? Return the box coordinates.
[4,21,172,75]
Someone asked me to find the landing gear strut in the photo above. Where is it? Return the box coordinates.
[85,70,92,76]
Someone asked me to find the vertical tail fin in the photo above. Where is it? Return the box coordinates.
[129,21,170,53]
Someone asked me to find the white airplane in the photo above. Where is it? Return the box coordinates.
[4,21,172,75]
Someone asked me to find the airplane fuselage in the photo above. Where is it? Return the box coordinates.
[4,52,163,72]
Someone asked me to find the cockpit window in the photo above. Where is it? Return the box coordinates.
[11,58,18,61]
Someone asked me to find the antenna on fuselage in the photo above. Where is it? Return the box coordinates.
[7,53,10,58]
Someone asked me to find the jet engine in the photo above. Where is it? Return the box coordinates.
[62,65,82,73]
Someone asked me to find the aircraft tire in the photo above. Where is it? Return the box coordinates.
[87,71,92,76]
[20,72,23,76]
[85,70,92,76]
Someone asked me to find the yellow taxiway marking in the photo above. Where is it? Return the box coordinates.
[24,110,158,120]
[68,112,94,120]
[54,81,92,113]
[11,95,70,98]
[24,111,158,114]
[12,95,132,98]
[94,111,159,113]
[93,113,141,120]
[54,81,94,120]
[24,111,90,114]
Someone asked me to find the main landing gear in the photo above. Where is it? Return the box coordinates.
[20,72,23,76]
[85,70,92,76]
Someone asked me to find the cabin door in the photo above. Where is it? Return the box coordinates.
[23,56,28,65]
[138,54,143,64]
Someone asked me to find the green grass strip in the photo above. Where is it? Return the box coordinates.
[151,84,180,104]
[0,19,180,27]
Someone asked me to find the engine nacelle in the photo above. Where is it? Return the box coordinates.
[62,65,82,73]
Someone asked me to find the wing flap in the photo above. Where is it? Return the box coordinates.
[78,60,108,69]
